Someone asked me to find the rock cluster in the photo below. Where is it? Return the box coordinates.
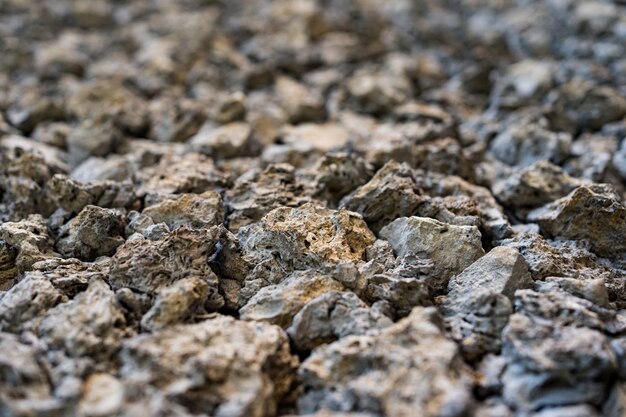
[1,0,626,416]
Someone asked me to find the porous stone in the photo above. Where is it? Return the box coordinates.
[56,205,126,261]
[142,191,224,231]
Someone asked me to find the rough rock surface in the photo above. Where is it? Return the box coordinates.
[2,0,626,416]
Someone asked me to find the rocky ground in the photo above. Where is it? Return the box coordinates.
[1,0,626,416]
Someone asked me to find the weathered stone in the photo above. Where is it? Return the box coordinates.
[56,205,126,261]
[240,271,344,328]
[141,277,212,332]
[287,290,392,352]
[527,185,626,259]
[108,227,221,298]
[239,203,375,273]
[120,315,298,417]
[38,278,127,358]
[142,191,224,231]
[380,216,484,294]
[298,307,473,416]
[189,122,257,159]
[0,273,67,333]
[0,214,56,273]
[340,161,424,233]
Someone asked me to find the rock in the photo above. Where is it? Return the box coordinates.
[5,87,64,134]
[56,205,126,261]
[78,373,125,417]
[379,216,484,294]
[549,80,626,133]
[0,214,56,273]
[38,278,127,359]
[240,271,345,328]
[225,164,312,231]
[502,60,553,99]
[66,118,121,165]
[340,161,424,233]
[447,246,532,302]
[142,191,224,231]
[0,332,62,416]
[141,277,212,331]
[501,289,620,411]
[120,315,298,417]
[287,290,392,352]
[239,203,376,272]
[275,76,326,123]
[308,152,372,206]
[108,227,221,298]
[490,116,571,167]
[149,96,206,143]
[189,122,257,159]
[0,241,18,290]
[0,273,67,332]
[343,66,411,116]
[298,307,473,416]
[527,185,626,259]
[493,160,581,213]
[442,247,532,360]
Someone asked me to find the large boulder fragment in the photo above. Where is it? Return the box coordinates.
[379,216,484,294]
[55,205,126,261]
[527,185,626,259]
[298,307,474,416]
[119,315,298,417]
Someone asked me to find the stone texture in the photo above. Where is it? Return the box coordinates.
[142,191,224,231]
[379,216,485,294]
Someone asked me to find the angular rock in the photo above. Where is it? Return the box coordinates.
[298,307,473,416]
[142,191,224,231]
[56,205,126,261]
[141,277,212,332]
[527,185,626,259]
[287,290,392,352]
[38,278,127,358]
[380,216,484,294]
[340,161,424,233]
[189,122,257,159]
[120,315,298,417]
[240,271,344,328]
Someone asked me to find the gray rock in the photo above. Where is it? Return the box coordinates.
[380,216,484,294]
[240,271,345,327]
[0,273,67,332]
[56,205,126,261]
[340,161,425,233]
[142,191,224,231]
[298,307,474,416]
[38,278,127,359]
[189,122,257,159]
[527,185,626,259]
[120,315,298,417]
[287,290,392,352]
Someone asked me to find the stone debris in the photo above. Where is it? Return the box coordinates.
[1,0,626,416]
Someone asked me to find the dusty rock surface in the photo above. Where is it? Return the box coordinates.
[1,0,626,416]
